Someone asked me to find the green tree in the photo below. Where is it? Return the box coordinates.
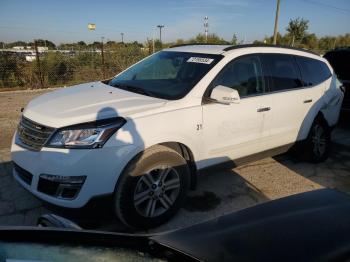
[7,41,28,48]
[0,53,25,87]
[189,33,229,44]
[175,39,185,45]
[286,18,309,47]
[31,39,56,50]
[301,33,318,50]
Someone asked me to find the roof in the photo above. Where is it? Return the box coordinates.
[165,43,319,56]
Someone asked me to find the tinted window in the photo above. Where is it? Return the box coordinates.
[211,55,266,97]
[296,56,332,86]
[262,54,303,91]
[324,51,348,81]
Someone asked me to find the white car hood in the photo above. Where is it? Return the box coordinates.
[23,82,167,128]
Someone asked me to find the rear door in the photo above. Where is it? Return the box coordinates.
[260,54,324,149]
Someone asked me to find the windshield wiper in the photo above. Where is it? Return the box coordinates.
[111,83,155,97]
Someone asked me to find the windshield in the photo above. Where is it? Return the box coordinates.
[108,51,222,100]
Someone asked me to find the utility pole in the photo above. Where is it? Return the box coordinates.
[34,40,44,88]
[101,36,106,79]
[157,25,164,46]
[273,0,281,45]
[152,29,155,54]
[204,16,209,43]
[121,32,124,43]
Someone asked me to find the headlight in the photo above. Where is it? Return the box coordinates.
[47,117,126,149]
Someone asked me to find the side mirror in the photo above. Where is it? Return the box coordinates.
[210,85,240,104]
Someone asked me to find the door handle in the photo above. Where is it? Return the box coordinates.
[303,99,313,103]
[257,107,271,112]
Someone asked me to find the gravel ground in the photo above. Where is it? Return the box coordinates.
[0,88,349,233]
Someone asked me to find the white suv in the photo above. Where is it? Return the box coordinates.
[11,44,344,228]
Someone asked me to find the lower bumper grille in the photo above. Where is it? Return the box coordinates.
[13,163,33,185]
[38,175,85,200]
[38,178,59,196]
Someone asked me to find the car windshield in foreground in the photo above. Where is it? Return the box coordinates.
[0,241,164,262]
[108,51,222,100]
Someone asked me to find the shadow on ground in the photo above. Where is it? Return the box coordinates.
[273,117,350,196]
[44,167,270,233]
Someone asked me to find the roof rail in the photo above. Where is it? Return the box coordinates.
[168,43,319,56]
[223,44,319,56]
[169,43,229,48]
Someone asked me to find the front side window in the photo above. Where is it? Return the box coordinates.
[210,55,266,97]
[108,51,222,100]
[262,54,303,91]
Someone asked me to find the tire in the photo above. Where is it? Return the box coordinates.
[114,145,190,229]
[302,117,331,163]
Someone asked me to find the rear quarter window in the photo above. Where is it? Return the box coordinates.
[296,56,332,87]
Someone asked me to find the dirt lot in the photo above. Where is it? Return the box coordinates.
[0,88,349,232]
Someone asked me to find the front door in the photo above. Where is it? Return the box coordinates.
[201,54,272,168]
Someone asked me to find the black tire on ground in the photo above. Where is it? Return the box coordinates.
[302,117,331,163]
[114,145,190,229]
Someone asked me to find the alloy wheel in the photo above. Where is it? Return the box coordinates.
[133,166,181,218]
[312,124,327,157]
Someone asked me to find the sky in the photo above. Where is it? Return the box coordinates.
[0,0,349,44]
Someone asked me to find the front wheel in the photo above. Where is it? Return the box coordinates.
[114,145,190,229]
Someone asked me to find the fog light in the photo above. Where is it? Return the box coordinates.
[38,174,86,199]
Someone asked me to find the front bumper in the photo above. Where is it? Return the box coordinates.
[11,133,140,208]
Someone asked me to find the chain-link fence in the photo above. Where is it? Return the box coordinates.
[0,45,148,89]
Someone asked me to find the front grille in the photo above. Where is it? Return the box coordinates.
[17,117,55,151]
[13,163,33,185]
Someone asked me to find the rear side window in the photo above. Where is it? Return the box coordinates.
[262,54,303,92]
[296,56,332,86]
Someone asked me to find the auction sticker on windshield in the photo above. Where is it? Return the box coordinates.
[187,57,214,64]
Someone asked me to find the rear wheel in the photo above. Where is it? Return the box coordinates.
[302,117,331,163]
[114,145,190,229]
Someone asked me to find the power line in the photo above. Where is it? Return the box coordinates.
[300,0,350,13]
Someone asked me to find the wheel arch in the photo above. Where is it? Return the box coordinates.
[299,109,332,142]
[160,142,198,190]
[310,111,331,134]
[116,142,198,192]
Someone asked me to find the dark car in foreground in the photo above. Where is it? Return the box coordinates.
[2,189,350,261]
[324,47,350,113]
